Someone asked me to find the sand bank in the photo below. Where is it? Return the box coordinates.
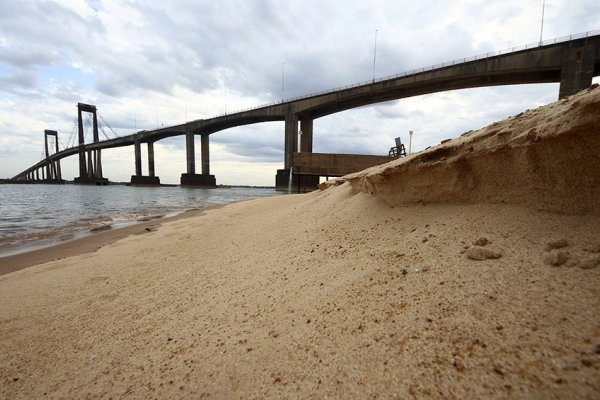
[1,88,599,399]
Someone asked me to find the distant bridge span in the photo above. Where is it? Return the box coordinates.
[12,30,600,188]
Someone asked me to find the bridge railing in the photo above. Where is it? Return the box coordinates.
[135,29,600,132]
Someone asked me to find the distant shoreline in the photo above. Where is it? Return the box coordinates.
[0,179,276,189]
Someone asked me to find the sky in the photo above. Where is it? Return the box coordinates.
[1,0,599,185]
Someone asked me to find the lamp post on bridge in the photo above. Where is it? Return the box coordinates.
[281,61,285,102]
[372,29,378,83]
[539,0,546,45]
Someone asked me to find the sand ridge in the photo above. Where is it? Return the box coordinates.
[336,84,600,215]
[1,88,600,398]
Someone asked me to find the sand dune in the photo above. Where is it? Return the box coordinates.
[1,87,599,399]
[336,84,600,215]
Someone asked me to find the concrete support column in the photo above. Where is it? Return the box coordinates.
[299,117,313,153]
[284,110,298,169]
[130,139,160,186]
[87,150,94,178]
[96,150,102,178]
[148,142,155,177]
[134,139,142,176]
[77,108,87,179]
[201,133,210,175]
[559,43,595,99]
[55,135,61,180]
[181,131,215,187]
[92,110,102,179]
[44,133,51,179]
[186,131,196,174]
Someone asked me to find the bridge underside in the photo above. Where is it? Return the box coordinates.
[298,65,600,120]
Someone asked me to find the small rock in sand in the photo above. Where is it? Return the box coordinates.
[465,247,502,261]
[545,239,569,251]
[583,243,600,253]
[473,237,490,246]
[578,256,600,270]
[527,127,539,142]
[451,358,465,372]
[544,251,571,267]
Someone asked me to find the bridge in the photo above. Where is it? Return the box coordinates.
[10,30,600,189]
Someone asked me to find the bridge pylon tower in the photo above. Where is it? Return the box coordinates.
[74,103,109,185]
[43,130,64,183]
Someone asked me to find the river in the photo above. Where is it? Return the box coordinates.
[0,184,280,257]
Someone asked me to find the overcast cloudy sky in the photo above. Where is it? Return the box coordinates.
[1,0,599,185]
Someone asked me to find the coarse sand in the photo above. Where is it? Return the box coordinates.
[1,87,599,399]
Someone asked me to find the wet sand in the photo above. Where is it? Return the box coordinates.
[0,208,216,276]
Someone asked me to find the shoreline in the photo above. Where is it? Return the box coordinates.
[0,205,225,276]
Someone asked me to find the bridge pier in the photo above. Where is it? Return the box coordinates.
[275,168,320,192]
[130,139,161,186]
[43,130,64,183]
[74,103,108,185]
[559,42,596,99]
[277,113,319,191]
[148,142,156,178]
[181,132,216,187]
[299,117,313,153]
[284,109,298,170]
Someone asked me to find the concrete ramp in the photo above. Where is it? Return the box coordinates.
[292,153,396,177]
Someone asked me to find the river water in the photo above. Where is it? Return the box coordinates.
[0,184,279,257]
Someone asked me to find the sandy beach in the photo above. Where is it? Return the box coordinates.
[1,87,600,399]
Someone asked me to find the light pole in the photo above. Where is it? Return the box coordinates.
[539,0,546,45]
[372,29,378,83]
[409,130,413,155]
[281,61,285,102]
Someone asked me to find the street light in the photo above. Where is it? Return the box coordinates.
[372,29,378,83]
[539,0,546,45]
[281,61,285,102]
